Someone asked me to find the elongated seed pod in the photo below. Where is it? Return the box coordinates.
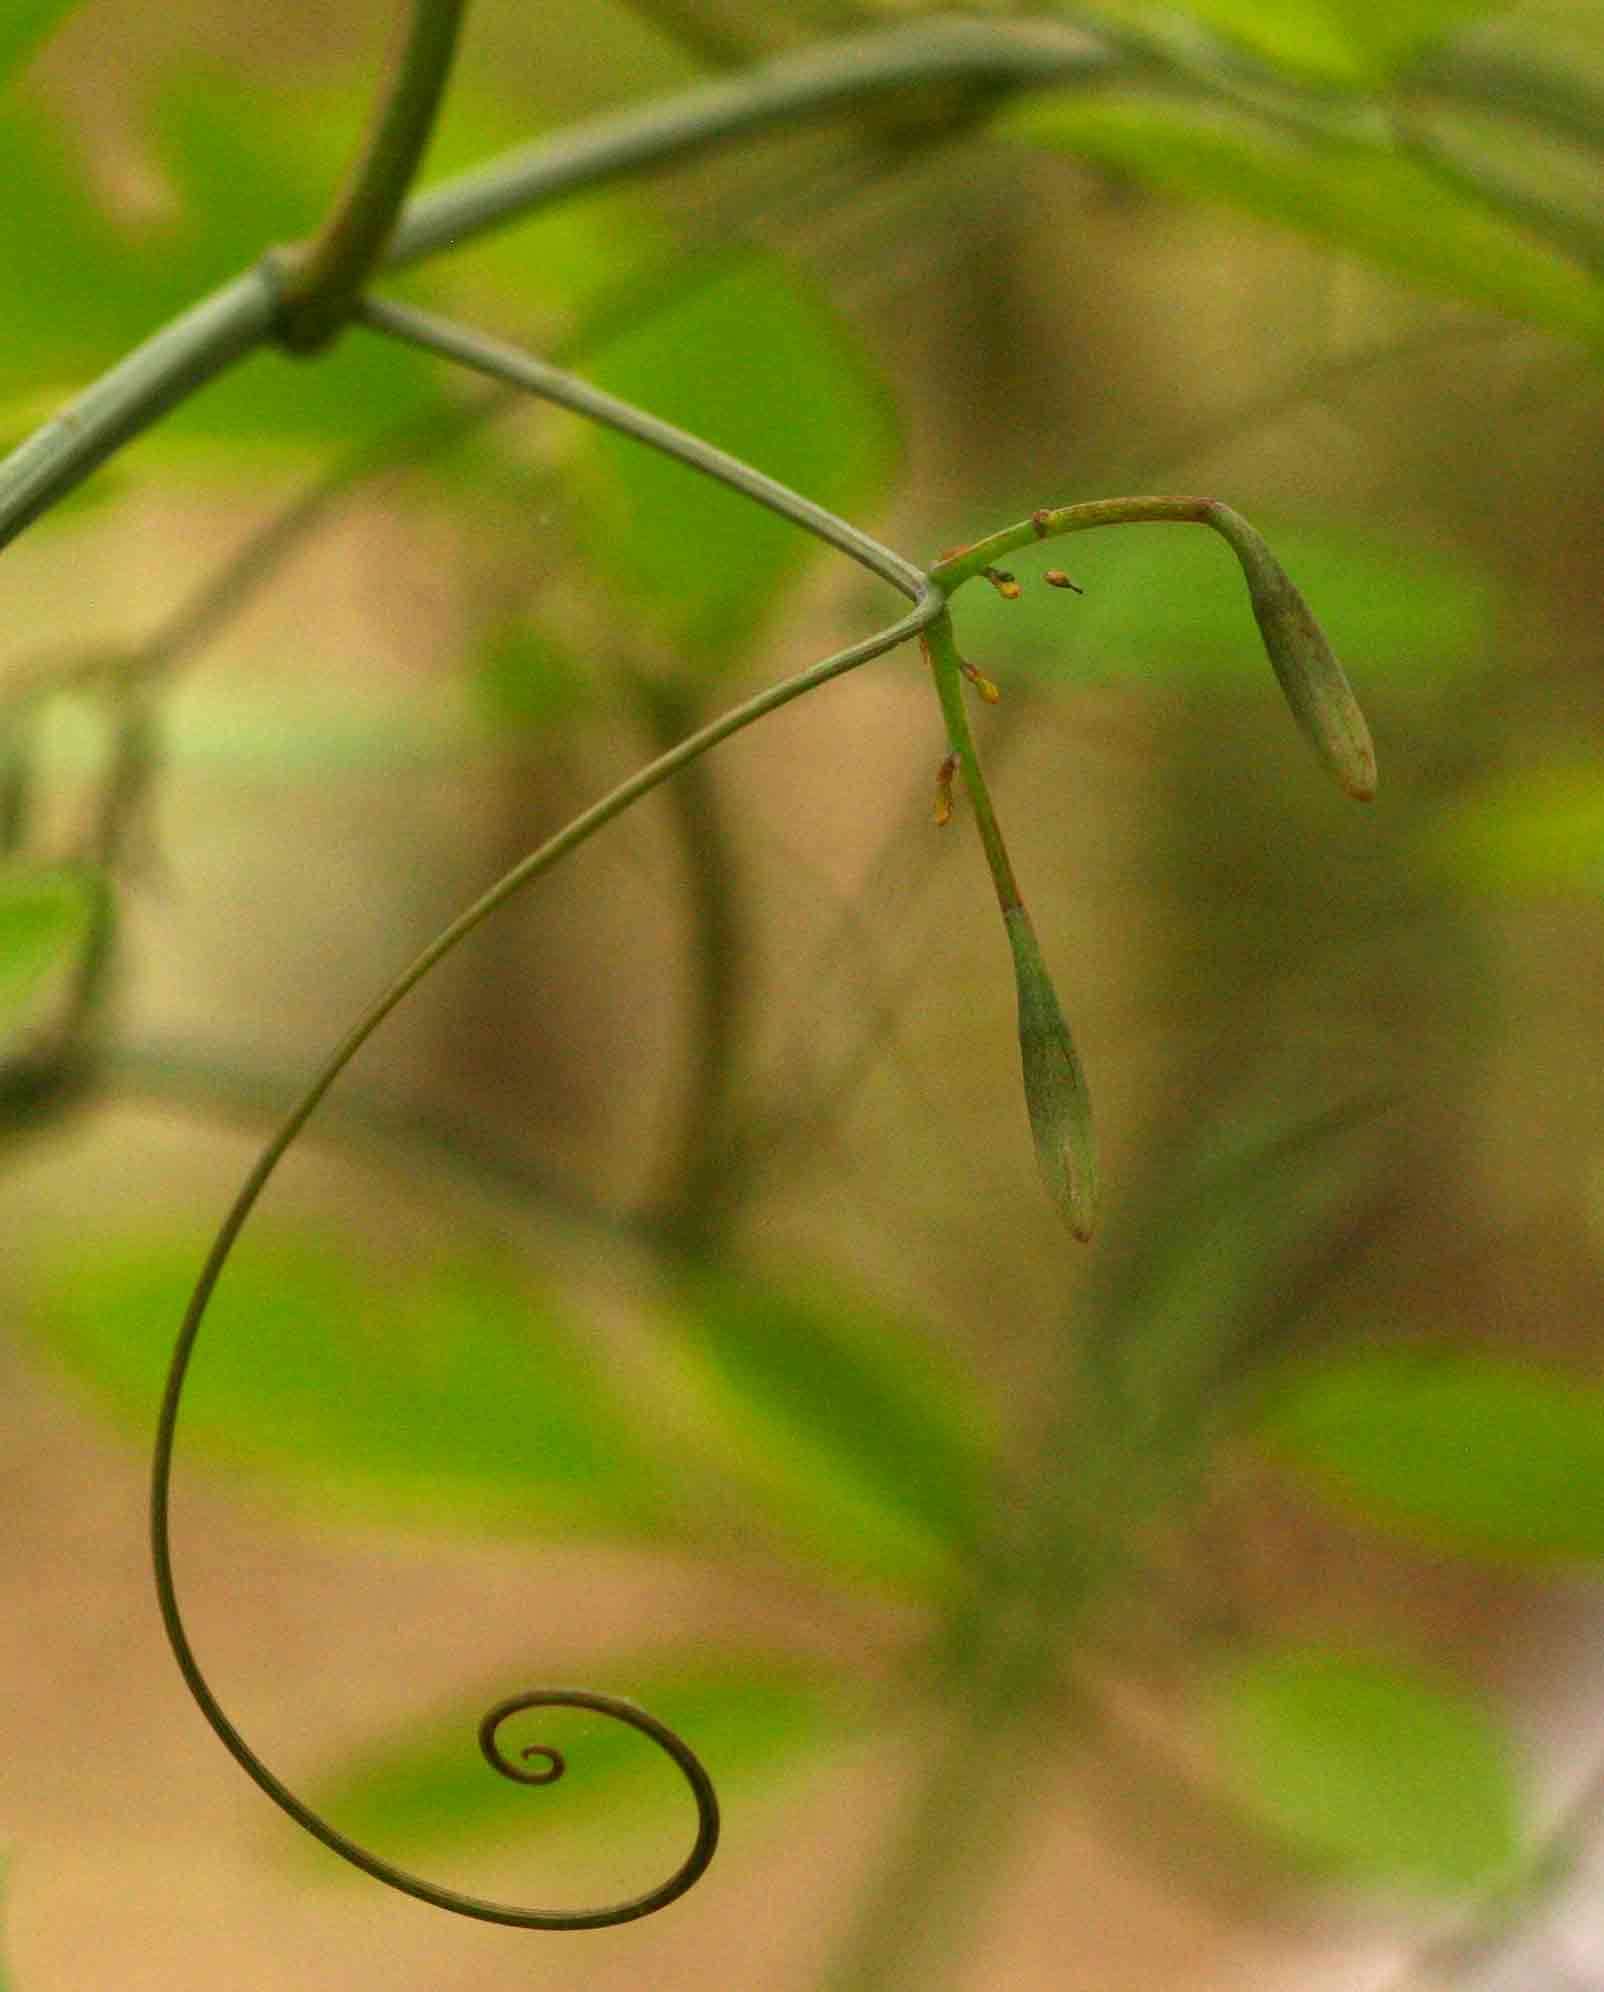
[1005,904,1097,1241]
[1204,503,1376,801]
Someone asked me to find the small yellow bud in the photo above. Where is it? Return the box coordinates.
[960,658,1001,704]
[1043,569,1083,594]
[933,753,958,827]
[984,567,1021,600]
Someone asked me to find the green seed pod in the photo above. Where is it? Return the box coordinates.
[1205,503,1377,802]
[1005,905,1097,1241]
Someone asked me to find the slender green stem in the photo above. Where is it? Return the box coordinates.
[278,0,470,350]
[925,601,1097,1238]
[830,1294,1132,1989]
[930,493,1217,592]
[385,16,1120,269]
[143,599,938,1920]
[827,1602,1061,1991]
[0,269,280,553]
[921,611,1022,912]
[355,293,926,597]
[625,674,748,1250]
[3,162,878,713]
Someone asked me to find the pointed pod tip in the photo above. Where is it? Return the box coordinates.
[1043,1115,1099,1245]
[1204,506,1378,804]
[1321,701,1377,802]
[1005,907,1099,1243]
[1339,726,1378,803]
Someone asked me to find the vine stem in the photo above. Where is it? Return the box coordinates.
[384,16,1118,269]
[921,610,1022,913]
[276,0,470,349]
[930,493,1214,590]
[353,293,925,595]
[826,1604,1062,1992]
[626,674,749,1251]
[138,194,946,1932]
[148,589,938,1920]
[923,604,1097,1237]
[0,16,1118,551]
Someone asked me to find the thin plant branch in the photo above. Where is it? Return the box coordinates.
[384,15,1120,269]
[922,611,1023,915]
[150,586,938,1920]
[0,15,1120,550]
[5,7,1588,558]
[0,269,281,552]
[2,133,909,716]
[354,292,927,597]
[276,0,470,350]
[623,672,749,1250]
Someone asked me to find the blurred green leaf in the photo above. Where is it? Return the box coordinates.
[0,0,87,91]
[981,517,1493,693]
[473,623,594,735]
[29,679,475,779]
[1210,1646,1520,1887]
[1416,38,1604,157]
[1077,0,1500,85]
[1262,1348,1604,1563]
[411,86,669,335]
[308,1655,839,1870]
[664,1267,998,1598]
[0,862,98,1027]
[0,78,658,460]
[1001,93,1604,343]
[26,1235,677,1539]
[0,83,444,453]
[1423,764,1604,896]
[573,255,898,667]
[1072,1084,1388,1474]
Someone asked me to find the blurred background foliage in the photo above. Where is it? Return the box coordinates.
[3,1,1604,1987]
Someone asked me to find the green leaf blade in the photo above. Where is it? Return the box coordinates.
[1001,93,1604,344]
[1423,764,1604,896]
[984,519,1496,695]
[0,862,100,1028]
[1210,1646,1520,1888]
[1262,1349,1604,1564]
[25,1234,676,1542]
[665,1267,998,1598]
[574,256,898,666]
[1074,0,1503,85]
